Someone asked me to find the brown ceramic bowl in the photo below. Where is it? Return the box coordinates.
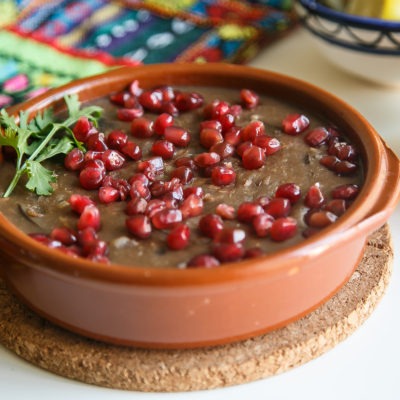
[0,64,399,349]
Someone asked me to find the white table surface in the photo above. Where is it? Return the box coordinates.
[1,28,399,400]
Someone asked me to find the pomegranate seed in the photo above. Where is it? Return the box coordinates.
[85,240,109,258]
[83,159,105,171]
[305,127,330,147]
[270,217,297,241]
[128,173,149,187]
[69,194,95,214]
[83,151,103,163]
[160,102,179,116]
[224,127,241,146]
[146,199,166,218]
[307,210,338,228]
[240,120,265,142]
[187,254,220,268]
[128,79,142,96]
[230,104,242,117]
[180,194,203,219]
[212,243,244,262]
[328,141,358,161]
[153,113,174,135]
[200,128,223,149]
[121,141,142,161]
[117,106,144,121]
[157,85,175,102]
[86,133,108,152]
[244,247,264,258]
[257,195,271,209]
[194,152,221,168]
[236,141,253,157]
[332,184,360,200]
[79,166,105,190]
[252,213,274,237]
[334,160,357,175]
[29,233,62,248]
[137,157,164,174]
[200,120,222,132]
[101,149,125,171]
[164,126,190,147]
[126,197,148,215]
[152,209,183,229]
[174,156,197,170]
[98,186,120,203]
[304,184,325,208]
[167,223,190,250]
[240,88,259,109]
[174,91,203,111]
[203,100,230,119]
[210,141,235,159]
[237,202,264,223]
[130,117,154,138]
[211,165,236,186]
[107,130,128,150]
[183,186,204,199]
[64,148,84,171]
[73,117,93,142]
[214,228,246,244]
[151,140,175,159]
[253,136,281,155]
[138,90,162,112]
[77,204,101,231]
[324,199,347,216]
[242,146,266,169]
[219,113,235,132]
[77,226,98,248]
[198,214,224,239]
[130,180,151,200]
[126,215,152,239]
[50,227,77,246]
[170,166,194,184]
[282,113,310,135]
[216,203,235,219]
[275,183,301,204]
[109,91,129,106]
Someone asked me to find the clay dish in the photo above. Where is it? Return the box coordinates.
[0,64,399,349]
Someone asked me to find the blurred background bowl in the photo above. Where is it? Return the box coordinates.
[295,0,400,86]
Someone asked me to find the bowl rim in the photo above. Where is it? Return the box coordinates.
[298,0,400,30]
[0,63,396,287]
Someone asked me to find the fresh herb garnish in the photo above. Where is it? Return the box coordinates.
[0,94,102,197]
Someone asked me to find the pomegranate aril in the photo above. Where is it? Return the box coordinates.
[307,210,338,228]
[324,199,347,216]
[216,203,235,219]
[151,140,175,159]
[77,204,101,231]
[224,127,241,146]
[253,136,281,155]
[126,197,148,215]
[78,226,98,247]
[109,91,129,106]
[198,214,224,239]
[194,152,221,168]
[146,199,167,218]
[240,88,259,109]
[203,100,230,119]
[151,209,183,229]
[121,141,142,160]
[214,228,246,244]
[79,166,105,190]
[107,130,128,150]
[252,213,274,237]
[257,195,271,209]
[282,113,310,135]
[180,194,203,219]
[328,141,358,161]
[117,106,144,121]
[264,199,292,224]
[210,141,235,159]
[304,184,325,208]
[64,148,85,171]
[130,117,154,138]
[270,217,297,242]
[200,128,223,149]
[128,79,142,97]
[242,146,266,169]
[138,90,162,112]
[73,116,93,142]
[164,126,190,147]
[183,186,204,199]
[237,202,264,223]
[187,254,220,268]
[174,91,203,112]
[137,157,164,174]
[128,173,149,187]
[83,158,105,171]
[153,113,174,135]
[211,165,236,186]
[219,113,235,132]
[126,215,152,239]
[69,194,95,214]
[200,120,222,132]
[275,183,301,204]
[229,104,242,117]
[50,227,77,246]
[304,127,330,147]
[332,184,360,200]
[130,180,151,201]
[212,243,244,262]
[86,132,108,152]
[236,141,253,157]
[175,156,197,170]
[101,149,125,171]
[160,101,179,116]
[244,247,264,259]
[170,166,194,184]
[240,120,265,142]
[86,239,109,258]
[334,160,357,175]
[98,186,120,203]
[84,151,103,163]
[167,223,190,250]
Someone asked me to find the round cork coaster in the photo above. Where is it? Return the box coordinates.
[0,225,393,392]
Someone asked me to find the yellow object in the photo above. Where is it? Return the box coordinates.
[345,0,400,21]
[381,0,400,20]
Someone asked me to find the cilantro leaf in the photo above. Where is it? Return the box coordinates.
[25,161,56,196]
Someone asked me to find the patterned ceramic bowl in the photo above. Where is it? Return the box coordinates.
[295,0,400,86]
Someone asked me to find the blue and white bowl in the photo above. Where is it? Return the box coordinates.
[295,0,400,86]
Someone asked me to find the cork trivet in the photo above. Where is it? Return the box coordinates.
[0,225,393,392]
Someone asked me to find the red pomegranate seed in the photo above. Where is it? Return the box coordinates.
[128,79,142,96]
[252,213,275,237]
[275,183,301,204]
[253,136,281,155]
[194,152,221,168]
[107,130,128,150]
[230,104,242,117]
[167,223,190,250]
[153,113,174,135]
[151,139,175,159]
[64,148,85,171]
[109,91,129,106]
[130,117,154,138]
[73,116,93,142]
[203,100,230,119]
[187,254,220,268]
[240,88,259,109]
[216,203,235,219]
[236,141,253,157]
[86,132,108,152]
[126,215,152,239]
[212,243,244,262]
[332,184,360,200]
[138,90,162,112]
[79,166,105,190]
[180,194,203,219]
[83,159,105,171]
[160,101,179,116]
[257,195,271,209]
[183,186,204,199]
[242,146,266,170]
[164,126,190,147]
[50,227,77,246]
[117,106,144,121]
[160,194,179,209]
[145,199,166,218]
[198,214,224,239]
[320,155,339,170]
[282,113,310,135]
[334,160,357,175]
[270,217,297,242]
[219,113,235,132]
[151,209,183,229]
[130,180,151,200]
[244,247,264,259]
[240,120,265,142]
[224,127,241,146]
[211,165,236,186]
[214,227,246,244]
[237,202,264,223]
[126,197,148,215]
[174,156,197,170]
[210,141,235,159]
[121,141,142,161]
[83,151,103,163]
[77,204,101,231]
[101,149,126,171]
[98,186,120,203]
[200,128,223,149]
[200,120,222,132]
[85,240,109,258]
[307,210,338,228]
[77,226,98,247]
[170,166,194,184]
[174,91,204,112]
[29,233,60,248]
[324,199,347,216]
[304,127,330,147]
[128,173,149,187]
[137,156,164,174]
[69,194,95,214]
[304,184,325,208]
[158,85,175,102]
[328,141,358,161]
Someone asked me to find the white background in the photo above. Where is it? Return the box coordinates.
[1,28,399,400]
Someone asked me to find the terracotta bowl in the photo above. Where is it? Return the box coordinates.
[0,63,399,349]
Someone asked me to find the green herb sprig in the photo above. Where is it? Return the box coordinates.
[0,94,102,197]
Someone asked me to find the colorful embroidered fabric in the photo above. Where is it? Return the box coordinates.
[0,0,296,108]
